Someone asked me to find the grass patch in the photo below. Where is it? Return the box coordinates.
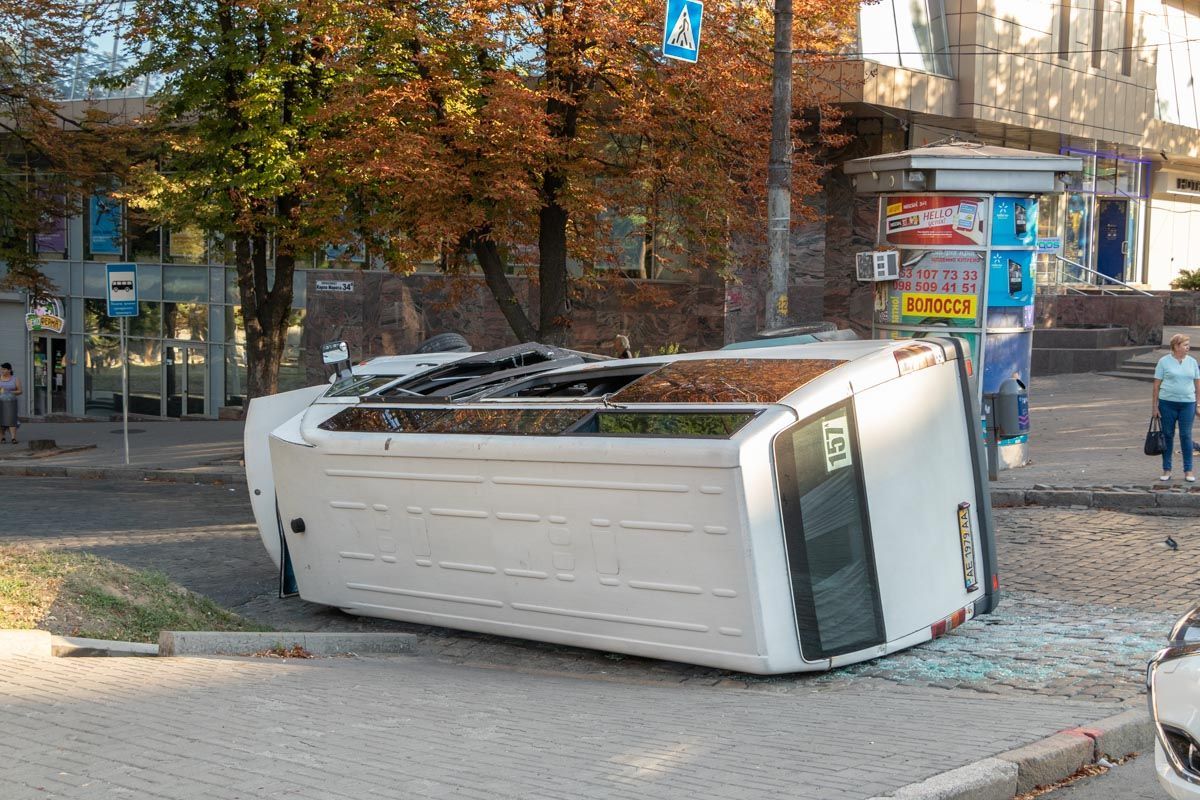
[0,547,268,643]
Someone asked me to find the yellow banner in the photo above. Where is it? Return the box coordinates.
[900,292,977,320]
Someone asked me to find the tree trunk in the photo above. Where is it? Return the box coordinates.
[235,225,295,404]
[537,170,571,346]
[472,233,538,342]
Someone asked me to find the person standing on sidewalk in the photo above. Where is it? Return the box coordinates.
[1152,334,1200,482]
[0,362,21,444]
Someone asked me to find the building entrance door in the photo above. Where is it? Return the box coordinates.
[1095,199,1129,284]
[30,335,67,416]
[165,344,206,417]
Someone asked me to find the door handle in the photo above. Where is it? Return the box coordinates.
[1121,240,1129,255]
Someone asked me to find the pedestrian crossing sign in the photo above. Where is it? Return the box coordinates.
[663,0,703,63]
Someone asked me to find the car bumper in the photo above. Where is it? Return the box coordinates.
[1149,648,1200,799]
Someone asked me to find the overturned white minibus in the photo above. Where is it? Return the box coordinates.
[245,337,998,674]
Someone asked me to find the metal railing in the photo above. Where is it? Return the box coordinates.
[1038,254,1154,297]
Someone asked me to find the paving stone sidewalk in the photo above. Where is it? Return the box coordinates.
[0,654,1105,800]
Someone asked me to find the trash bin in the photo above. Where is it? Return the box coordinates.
[0,392,17,430]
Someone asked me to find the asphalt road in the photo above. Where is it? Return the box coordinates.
[1041,752,1163,799]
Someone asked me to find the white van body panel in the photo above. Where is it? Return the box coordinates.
[270,413,800,674]
[244,385,326,567]
[251,338,996,673]
[854,361,985,640]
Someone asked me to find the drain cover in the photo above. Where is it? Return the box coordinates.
[110,428,147,434]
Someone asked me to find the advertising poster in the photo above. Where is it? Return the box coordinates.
[169,226,206,261]
[35,196,67,254]
[89,193,123,255]
[990,196,1039,248]
[881,250,985,327]
[982,327,1033,395]
[883,195,989,247]
[987,249,1034,307]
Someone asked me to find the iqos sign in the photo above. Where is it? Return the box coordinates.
[1155,170,1200,198]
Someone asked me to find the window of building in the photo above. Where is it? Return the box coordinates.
[858,0,952,76]
[1059,0,1073,60]
[129,223,162,264]
[1121,0,1135,75]
[1156,0,1200,127]
[163,302,208,341]
[1091,0,1105,69]
[54,1,158,101]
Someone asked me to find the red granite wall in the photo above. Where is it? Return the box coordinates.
[1157,290,1200,325]
[301,271,727,383]
[1033,293,1164,345]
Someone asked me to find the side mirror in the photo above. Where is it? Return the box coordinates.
[322,341,349,365]
[321,340,352,380]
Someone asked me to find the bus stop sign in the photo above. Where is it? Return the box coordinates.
[106,263,138,317]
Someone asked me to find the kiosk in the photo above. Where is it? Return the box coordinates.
[844,143,1082,470]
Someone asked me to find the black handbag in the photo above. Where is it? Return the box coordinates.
[1145,416,1166,456]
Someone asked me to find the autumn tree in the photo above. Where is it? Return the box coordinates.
[307,0,861,345]
[0,0,131,298]
[105,0,340,400]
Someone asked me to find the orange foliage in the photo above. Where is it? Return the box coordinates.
[301,0,861,341]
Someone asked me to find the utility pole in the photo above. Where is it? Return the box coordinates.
[766,0,792,330]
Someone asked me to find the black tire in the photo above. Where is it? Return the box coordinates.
[413,332,472,354]
[753,322,838,340]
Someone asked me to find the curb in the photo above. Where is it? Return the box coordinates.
[158,631,418,657]
[991,486,1200,511]
[867,708,1153,799]
[51,636,159,657]
[0,630,52,657]
[0,463,245,486]
[1,630,417,659]
[0,631,157,657]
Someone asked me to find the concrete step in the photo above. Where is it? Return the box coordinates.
[1031,345,1158,376]
[1101,348,1170,381]
[1098,369,1156,382]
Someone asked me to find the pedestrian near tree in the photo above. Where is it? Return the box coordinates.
[1152,334,1200,482]
[0,362,21,444]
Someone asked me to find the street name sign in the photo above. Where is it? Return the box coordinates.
[663,0,703,63]
[106,262,139,317]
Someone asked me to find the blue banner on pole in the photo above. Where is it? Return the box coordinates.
[90,193,123,255]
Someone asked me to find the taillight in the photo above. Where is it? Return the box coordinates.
[992,574,1000,591]
[930,607,971,640]
[965,358,974,376]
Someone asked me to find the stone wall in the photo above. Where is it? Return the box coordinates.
[1156,290,1200,325]
[821,163,878,334]
[1033,293,1164,345]
[724,212,830,343]
[301,270,726,383]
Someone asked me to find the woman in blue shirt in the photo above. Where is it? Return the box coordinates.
[1153,333,1200,482]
